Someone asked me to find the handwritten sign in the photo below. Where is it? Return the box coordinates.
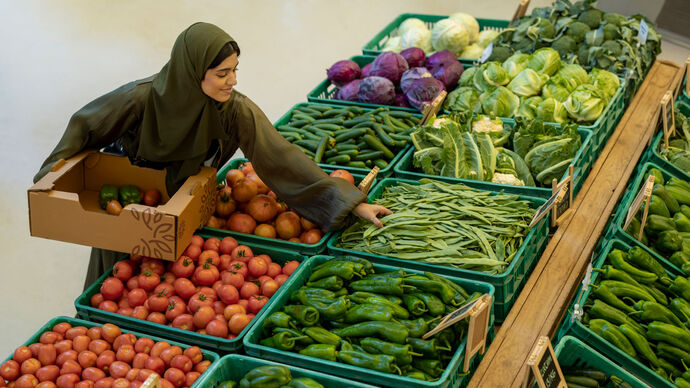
[526,336,566,388]
[529,180,568,229]
[479,43,493,64]
[637,19,649,47]
[551,165,574,227]
[623,175,655,240]
[357,166,379,195]
[510,0,531,24]
[420,90,448,126]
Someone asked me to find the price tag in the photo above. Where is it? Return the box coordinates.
[419,90,448,126]
[479,43,493,64]
[357,166,379,195]
[525,336,566,388]
[510,0,531,24]
[550,165,574,227]
[661,91,676,143]
[529,179,568,229]
[141,374,161,388]
[623,175,655,240]
[422,294,492,372]
[637,19,649,47]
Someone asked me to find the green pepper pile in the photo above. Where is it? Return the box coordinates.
[657,104,690,178]
[260,257,483,382]
[582,245,690,385]
[625,168,690,276]
[98,184,142,209]
[562,367,634,388]
[276,103,418,169]
[218,364,325,388]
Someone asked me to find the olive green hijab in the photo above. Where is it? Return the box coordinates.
[137,22,232,162]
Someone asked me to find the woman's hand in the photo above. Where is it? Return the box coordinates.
[352,203,393,228]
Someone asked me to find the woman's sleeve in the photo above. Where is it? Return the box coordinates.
[33,83,143,183]
[230,94,367,231]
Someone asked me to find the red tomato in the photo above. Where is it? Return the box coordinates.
[261,280,279,298]
[216,284,240,305]
[98,300,118,313]
[257,275,273,286]
[60,359,82,376]
[190,235,204,247]
[170,257,195,278]
[137,271,160,292]
[240,282,260,299]
[198,287,217,301]
[146,312,166,325]
[0,360,20,381]
[160,347,182,368]
[184,244,202,262]
[72,336,90,353]
[329,169,355,184]
[112,378,131,388]
[228,312,251,335]
[202,237,221,252]
[193,306,215,330]
[35,364,59,382]
[143,188,161,207]
[185,371,201,387]
[52,322,72,336]
[221,271,245,289]
[194,360,212,374]
[113,260,135,282]
[111,333,136,353]
[205,319,229,338]
[131,353,149,369]
[40,331,62,345]
[37,345,56,367]
[161,271,176,284]
[172,278,196,301]
[230,245,253,263]
[147,291,170,313]
[282,261,300,276]
[101,324,122,344]
[141,259,165,276]
[115,345,135,364]
[218,254,234,271]
[13,346,33,363]
[172,314,195,331]
[133,338,154,355]
[199,250,220,267]
[165,298,187,322]
[265,262,282,278]
[95,378,114,388]
[29,342,42,357]
[126,277,140,290]
[88,340,110,356]
[164,367,186,388]
[82,367,106,382]
[247,295,268,314]
[56,373,80,387]
[274,274,289,287]
[237,299,249,310]
[86,327,102,341]
[55,340,73,354]
[187,293,214,314]
[219,236,239,255]
[193,263,220,286]
[56,350,78,368]
[247,257,268,278]
[15,374,39,387]
[145,356,165,375]
[78,350,97,369]
[100,277,124,300]
[228,261,248,278]
[150,342,171,358]
[96,350,116,373]
[126,288,147,307]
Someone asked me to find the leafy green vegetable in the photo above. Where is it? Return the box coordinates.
[507,68,546,97]
[658,103,690,176]
[588,68,620,99]
[502,53,530,79]
[564,84,607,122]
[567,21,590,42]
[527,48,562,76]
[481,87,520,117]
[473,62,510,92]
[458,67,477,87]
[542,77,572,102]
[516,96,543,120]
[537,97,568,123]
[444,87,481,114]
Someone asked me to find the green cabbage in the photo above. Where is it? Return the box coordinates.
[507,69,546,97]
[481,87,520,118]
[556,64,589,89]
[564,84,607,123]
[431,18,470,55]
[382,37,402,52]
[460,44,483,60]
[401,27,432,53]
[527,48,562,77]
[449,12,479,44]
[542,79,571,102]
[537,98,568,123]
[502,53,530,79]
[478,30,499,48]
[444,87,481,113]
[473,62,510,92]
[516,96,543,120]
[458,67,477,87]
[399,18,428,35]
[588,68,620,100]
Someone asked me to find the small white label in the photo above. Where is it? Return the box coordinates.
[638,19,648,46]
[479,43,493,64]
[582,261,593,290]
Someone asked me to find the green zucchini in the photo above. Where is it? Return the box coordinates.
[314,135,329,164]
[363,134,395,159]
[326,154,351,164]
[335,128,367,142]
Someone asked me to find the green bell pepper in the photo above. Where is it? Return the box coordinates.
[646,214,676,234]
[263,312,297,330]
[239,365,291,388]
[675,212,690,232]
[298,344,337,361]
[676,378,690,388]
[649,168,665,185]
[665,184,690,206]
[681,205,690,220]
[653,183,680,213]
[98,184,119,209]
[118,185,141,206]
[671,251,690,271]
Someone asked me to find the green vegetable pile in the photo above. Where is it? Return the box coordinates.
[562,367,635,388]
[657,104,690,177]
[625,168,690,277]
[445,49,620,124]
[410,113,581,186]
[259,257,483,381]
[218,365,325,387]
[98,184,141,209]
[276,104,418,169]
[582,245,690,386]
[487,0,661,86]
[338,179,534,273]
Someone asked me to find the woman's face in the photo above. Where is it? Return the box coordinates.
[201,53,238,102]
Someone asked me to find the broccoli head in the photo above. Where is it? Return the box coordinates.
[487,46,513,63]
[566,21,590,43]
[601,40,622,57]
[552,35,577,58]
[603,12,627,27]
[577,9,603,29]
[603,23,621,40]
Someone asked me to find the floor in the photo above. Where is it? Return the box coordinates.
[0,0,688,356]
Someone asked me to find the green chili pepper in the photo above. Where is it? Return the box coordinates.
[658,357,683,379]
[588,319,637,357]
[283,305,320,326]
[412,359,444,378]
[610,375,634,388]
[412,292,445,316]
[670,298,690,322]
[263,312,297,330]
[405,370,431,381]
[302,326,341,345]
[631,300,685,327]
[302,296,350,321]
[670,276,690,302]
[98,184,119,209]
[607,249,658,284]
[587,299,644,332]
[349,277,412,296]
[350,291,402,305]
[407,337,452,358]
[305,275,344,291]
[350,292,409,319]
[298,344,337,361]
[273,327,314,345]
[260,331,306,351]
[364,269,405,280]
[647,321,690,352]
[564,375,601,387]
[618,323,660,368]
[591,284,636,313]
[561,368,606,383]
[344,303,395,323]
[628,246,673,285]
[290,287,337,303]
[337,349,401,374]
[286,377,325,388]
[308,261,365,282]
[398,318,430,338]
[658,342,690,366]
[598,280,656,302]
[670,251,690,270]
[593,265,643,287]
[424,272,470,299]
[401,294,428,316]
[361,337,421,366]
[639,283,669,305]
[239,365,291,387]
[324,256,374,274]
[676,377,690,388]
[118,185,141,206]
[332,321,410,344]
[404,275,460,306]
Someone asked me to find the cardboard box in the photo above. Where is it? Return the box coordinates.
[28,151,216,260]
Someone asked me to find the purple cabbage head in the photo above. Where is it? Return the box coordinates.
[405,77,445,111]
[431,60,464,90]
[326,59,361,87]
[361,63,372,78]
[369,52,409,85]
[394,93,411,108]
[357,76,396,105]
[400,67,433,94]
[400,47,426,68]
[335,79,361,101]
[425,50,459,71]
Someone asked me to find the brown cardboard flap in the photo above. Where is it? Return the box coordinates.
[29,151,92,192]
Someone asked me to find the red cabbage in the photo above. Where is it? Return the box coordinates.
[400,67,433,94]
[326,60,361,87]
[369,52,409,85]
[431,60,464,90]
[425,50,458,71]
[335,79,361,101]
[357,76,396,105]
[405,77,445,111]
[361,63,372,78]
[394,93,411,108]
[400,47,426,68]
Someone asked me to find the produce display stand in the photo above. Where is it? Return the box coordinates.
[195,354,377,387]
[243,255,496,388]
[74,242,306,353]
[1,316,220,387]
[465,60,684,388]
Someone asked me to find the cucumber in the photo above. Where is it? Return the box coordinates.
[278,125,306,132]
[312,117,345,125]
[344,106,364,114]
[300,131,323,141]
[294,107,322,117]
[322,109,351,118]
[356,141,368,149]
[347,161,367,168]
[389,132,411,141]
[354,151,384,161]
[335,128,367,142]
[325,149,358,158]
[303,125,334,137]
[294,140,319,152]
[278,131,302,140]
[334,144,359,152]
[374,159,389,169]
[388,115,411,130]
[289,119,312,127]
[388,111,412,119]
[373,123,396,147]
[353,121,375,129]
[313,123,342,131]
[344,116,373,126]
[293,144,315,157]
[292,112,315,121]
[308,104,333,112]
[325,154,351,164]
[314,135,330,164]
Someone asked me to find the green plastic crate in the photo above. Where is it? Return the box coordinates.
[327,177,549,322]
[1,316,220,387]
[243,255,496,388]
[272,102,420,178]
[554,336,649,388]
[196,354,377,387]
[200,158,374,255]
[563,239,681,388]
[643,101,690,182]
[393,122,594,200]
[361,13,509,65]
[609,161,687,276]
[75,242,306,353]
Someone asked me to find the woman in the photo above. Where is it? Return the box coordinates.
[33,22,391,289]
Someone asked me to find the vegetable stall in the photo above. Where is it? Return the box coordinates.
[11,1,689,388]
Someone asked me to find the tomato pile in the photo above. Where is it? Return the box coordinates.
[206,162,355,244]
[0,321,209,388]
[90,235,300,340]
